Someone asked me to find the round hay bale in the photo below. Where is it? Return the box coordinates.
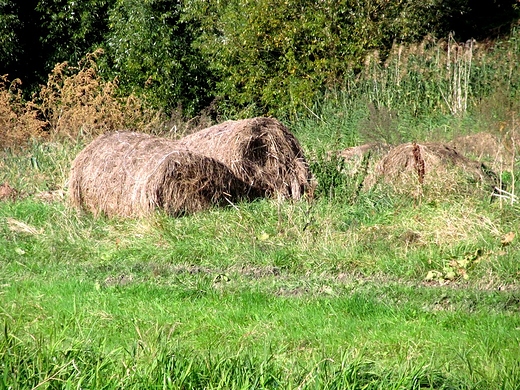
[68,131,259,217]
[363,142,498,195]
[174,117,313,200]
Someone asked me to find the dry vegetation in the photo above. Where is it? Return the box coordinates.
[449,130,520,172]
[0,76,48,147]
[362,142,498,196]
[174,117,314,200]
[68,131,261,217]
[68,117,316,217]
[1,50,165,148]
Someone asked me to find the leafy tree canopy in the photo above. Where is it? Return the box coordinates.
[0,0,518,116]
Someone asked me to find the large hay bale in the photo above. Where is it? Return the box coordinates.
[68,131,258,217]
[363,142,497,195]
[174,117,313,199]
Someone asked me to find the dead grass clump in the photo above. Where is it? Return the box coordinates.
[0,76,48,148]
[1,50,167,148]
[68,131,259,217]
[448,132,517,172]
[37,50,165,142]
[174,117,313,200]
[363,142,498,196]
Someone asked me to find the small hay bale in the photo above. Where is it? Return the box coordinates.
[68,131,258,217]
[363,142,497,195]
[174,117,313,200]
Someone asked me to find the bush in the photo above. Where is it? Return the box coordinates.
[102,0,213,115]
[184,0,494,117]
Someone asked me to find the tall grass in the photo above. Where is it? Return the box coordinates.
[290,28,520,152]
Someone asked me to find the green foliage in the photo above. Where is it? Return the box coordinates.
[183,0,483,117]
[1,0,520,116]
[36,0,112,71]
[0,0,112,94]
[103,0,213,114]
[310,153,368,203]
[0,0,22,67]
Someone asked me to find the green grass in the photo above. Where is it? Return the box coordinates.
[2,49,520,386]
[1,181,519,388]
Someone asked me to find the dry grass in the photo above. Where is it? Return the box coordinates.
[0,76,48,148]
[174,117,314,200]
[37,50,165,142]
[449,130,520,173]
[362,142,498,198]
[0,50,166,149]
[68,131,260,217]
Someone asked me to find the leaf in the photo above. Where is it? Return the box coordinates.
[501,231,515,246]
[457,258,470,268]
[258,232,270,241]
[444,271,456,281]
[425,270,443,281]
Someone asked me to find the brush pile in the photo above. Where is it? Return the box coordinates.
[68,131,258,217]
[362,142,498,195]
[174,117,313,199]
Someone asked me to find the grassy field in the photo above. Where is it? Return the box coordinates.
[1,32,520,389]
[1,115,520,389]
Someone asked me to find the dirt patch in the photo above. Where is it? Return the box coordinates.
[68,131,261,218]
[234,265,282,278]
[174,117,314,200]
[0,182,19,201]
[363,142,498,196]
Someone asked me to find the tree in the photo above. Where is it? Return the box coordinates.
[0,0,23,73]
[36,0,112,70]
[184,0,520,117]
[0,0,112,94]
[103,0,213,114]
